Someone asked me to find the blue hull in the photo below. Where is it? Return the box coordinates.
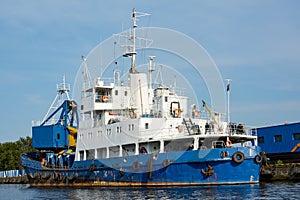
[22,146,261,186]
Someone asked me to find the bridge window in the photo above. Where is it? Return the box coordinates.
[274,135,282,143]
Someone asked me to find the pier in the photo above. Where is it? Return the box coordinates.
[0,170,28,184]
[260,162,300,182]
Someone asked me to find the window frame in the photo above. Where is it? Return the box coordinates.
[258,136,264,143]
[293,133,300,140]
[274,134,282,143]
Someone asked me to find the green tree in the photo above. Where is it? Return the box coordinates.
[0,137,36,171]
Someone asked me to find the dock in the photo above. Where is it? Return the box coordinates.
[0,176,28,184]
[0,169,28,184]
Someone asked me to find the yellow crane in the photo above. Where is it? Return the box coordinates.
[202,100,220,130]
[291,143,300,152]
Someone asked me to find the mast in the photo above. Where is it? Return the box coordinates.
[122,8,150,74]
[119,9,151,116]
[225,79,232,124]
[130,8,137,73]
[148,56,155,89]
[139,80,144,115]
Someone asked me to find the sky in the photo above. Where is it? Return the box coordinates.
[0,0,300,142]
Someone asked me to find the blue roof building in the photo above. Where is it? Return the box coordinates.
[255,122,300,154]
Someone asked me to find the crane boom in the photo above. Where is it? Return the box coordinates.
[291,143,300,152]
[202,100,220,130]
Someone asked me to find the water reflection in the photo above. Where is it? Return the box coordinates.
[0,183,299,200]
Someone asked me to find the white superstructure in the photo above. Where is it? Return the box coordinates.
[75,9,255,162]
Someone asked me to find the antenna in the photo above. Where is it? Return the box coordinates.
[173,75,177,92]
[82,56,92,89]
[130,8,137,73]
[114,9,152,74]
[148,56,155,89]
[114,61,120,85]
[130,8,150,73]
[155,65,164,87]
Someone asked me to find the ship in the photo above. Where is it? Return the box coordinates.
[21,9,262,187]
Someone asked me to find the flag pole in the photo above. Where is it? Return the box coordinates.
[225,79,232,124]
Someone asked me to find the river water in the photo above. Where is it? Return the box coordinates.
[0,182,298,199]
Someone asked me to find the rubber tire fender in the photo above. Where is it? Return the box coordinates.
[232,151,245,164]
[255,155,262,164]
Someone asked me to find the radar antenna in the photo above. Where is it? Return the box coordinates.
[113,8,152,74]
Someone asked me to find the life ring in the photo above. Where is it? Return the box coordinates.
[255,155,262,164]
[102,95,109,103]
[226,140,232,148]
[174,108,181,117]
[132,161,141,171]
[232,151,245,163]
